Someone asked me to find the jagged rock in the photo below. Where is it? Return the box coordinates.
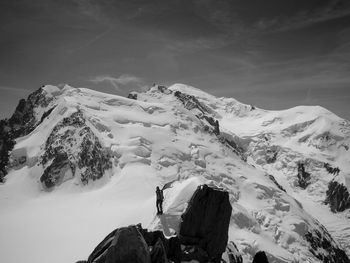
[87,225,151,263]
[179,184,232,262]
[174,90,211,114]
[325,181,350,212]
[40,110,111,188]
[252,251,269,263]
[8,87,53,138]
[305,224,350,263]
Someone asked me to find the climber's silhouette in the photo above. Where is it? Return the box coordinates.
[156,186,164,215]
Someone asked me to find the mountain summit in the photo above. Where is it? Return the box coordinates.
[0,84,349,263]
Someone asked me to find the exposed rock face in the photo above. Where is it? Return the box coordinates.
[218,133,246,161]
[87,225,151,263]
[173,90,246,161]
[297,163,311,189]
[8,87,53,138]
[325,181,350,212]
[0,87,54,181]
[268,174,286,193]
[305,224,350,263]
[252,251,269,263]
[174,90,211,114]
[40,110,111,189]
[179,184,232,262]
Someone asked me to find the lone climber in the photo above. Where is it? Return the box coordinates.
[156,186,164,215]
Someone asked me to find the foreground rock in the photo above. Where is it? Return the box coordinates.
[87,225,151,263]
[81,184,232,263]
[252,251,269,263]
[179,184,232,262]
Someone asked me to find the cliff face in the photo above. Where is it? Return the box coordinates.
[40,110,112,189]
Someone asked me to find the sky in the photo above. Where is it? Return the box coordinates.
[0,0,349,120]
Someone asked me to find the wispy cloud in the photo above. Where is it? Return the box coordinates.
[90,74,143,91]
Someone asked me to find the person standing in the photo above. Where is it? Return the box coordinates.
[156,186,164,215]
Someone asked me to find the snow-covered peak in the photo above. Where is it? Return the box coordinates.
[0,83,349,263]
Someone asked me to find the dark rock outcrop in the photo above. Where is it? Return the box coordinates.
[174,90,211,114]
[39,106,56,124]
[252,251,269,263]
[87,225,151,263]
[0,119,15,182]
[8,87,53,138]
[268,174,286,192]
[40,110,111,189]
[325,181,350,212]
[174,90,247,161]
[179,184,232,262]
[127,93,138,100]
[305,224,350,263]
[297,163,311,189]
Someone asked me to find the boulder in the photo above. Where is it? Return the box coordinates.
[179,184,232,262]
[87,225,151,263]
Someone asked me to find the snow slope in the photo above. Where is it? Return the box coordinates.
[0,84,349,263]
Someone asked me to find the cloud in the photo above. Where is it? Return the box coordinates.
[90,74,143,91]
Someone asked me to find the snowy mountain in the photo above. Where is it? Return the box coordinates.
[0,83,349,263]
